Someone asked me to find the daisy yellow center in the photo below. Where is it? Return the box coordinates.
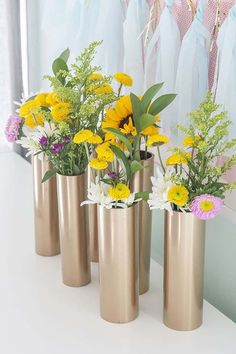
[200,200,214,212]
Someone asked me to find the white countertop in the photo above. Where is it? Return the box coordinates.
[0,151,236,354]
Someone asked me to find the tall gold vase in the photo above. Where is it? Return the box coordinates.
[86,166,99,262]
[32,156,60,256]
[97,204,139,323]
[164,211,206,331]
[56,173,91,287]
[130,152,154,295]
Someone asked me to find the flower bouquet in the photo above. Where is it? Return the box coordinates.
[148,93,236,331]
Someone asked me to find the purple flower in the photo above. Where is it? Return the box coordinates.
[108,172,117,179]
[190,194,223,220]
[5,115,21,142]
[64,136,71,144]
[39,136,48,147]
[51,143,64,155]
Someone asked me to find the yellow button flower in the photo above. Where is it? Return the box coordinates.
[73,130,94,144]
[88,73,103,80]
[24,113,44,128]
[51,102,70,122]
[94,84,113,94]
[96,143,114,162]
[167,185,189,207]
[87,134,103,144]
[141,126,159,136]
[46,92,61,106]
[108,183,131,200]
[166,152,191,165]
[114,72,133,87]
[34,93,50,107]
[146,134,169,147]
[89,158,108,170]
[19,100,37,118]
[183,136,201,148]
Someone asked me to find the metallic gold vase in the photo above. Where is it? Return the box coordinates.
[164,211,206,331]
[56,173,91,287]
[86,166,99,262]
[98,204,139,323]
[32,156,60,256]
[130,152,154,295]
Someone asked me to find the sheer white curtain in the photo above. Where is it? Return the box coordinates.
[0,0,11,150]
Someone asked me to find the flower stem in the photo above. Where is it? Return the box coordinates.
[157,146,165,173]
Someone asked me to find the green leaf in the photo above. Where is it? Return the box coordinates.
[149,94,177,115]
[59,48,70,63]
[52,58,68,84]
[130,160,143,175]
[139,113,157,132]
[141,83,164,111]
[73,164,81,175]
[105,128,132,155]
[110,145,131,180]
[135,191,149,202]
[42,168,57,183]
[130,93,144,133]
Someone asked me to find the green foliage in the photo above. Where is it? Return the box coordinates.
[172,93,236,202]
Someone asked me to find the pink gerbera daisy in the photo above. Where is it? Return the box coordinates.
[190,194,223,220]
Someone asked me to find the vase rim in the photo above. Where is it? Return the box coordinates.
[139,150,154,161]
[56,171,86,178]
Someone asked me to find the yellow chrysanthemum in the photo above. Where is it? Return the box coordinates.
[51,102,70,123]
[146,134,169,147]
[34,93,50,107]
[89,158,108,170]
[108,183,131,200]
[166,152,191,166]
[96,143,114,162]
[183,136,201,148]
[114,72,133,87]
[87,134,103,144]
[19,100,37,118]
[94,84,113,94]
[89,73,103,80]
[73,130,94,144]
[141,125,159,136]
[120,117,137,136]
[167,185,189,207]
[46,92,61,106]
[24,113,44,128]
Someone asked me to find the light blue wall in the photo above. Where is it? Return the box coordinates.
[151,210,236,323]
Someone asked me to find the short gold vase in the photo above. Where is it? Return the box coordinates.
[97,204,139,323]
[130,152,154,295]
[164,211,206,331]
[56,173,91,287]
[32,156,60,256]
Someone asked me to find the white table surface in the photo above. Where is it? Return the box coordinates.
[0,151,236,354]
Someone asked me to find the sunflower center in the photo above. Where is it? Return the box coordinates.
[200,200,213,212]
[119,114,134,129]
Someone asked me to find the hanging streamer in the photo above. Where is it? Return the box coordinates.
[123,0,149,95]
[175,0,210,141]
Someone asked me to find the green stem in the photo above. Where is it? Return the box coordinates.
[144,136,148,160]
[157,146,165,173]
[118,84,123,97]
[84,142,90,164]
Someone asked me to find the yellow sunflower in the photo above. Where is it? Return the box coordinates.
[114,72,133,87]
[51,102,70,123]
[167,185,189,207]
[108,183,131,200]
[120,117,137,136]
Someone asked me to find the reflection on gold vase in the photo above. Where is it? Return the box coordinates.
[56,173,91,287]
[164,211,206,331]
[97,204,139,323]
[130,152,154,295]
[32,156,60,256]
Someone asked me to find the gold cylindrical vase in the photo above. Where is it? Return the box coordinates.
[164,211,206,331]
[98,204,139,323]
[32,156,60,256]
[86,166,99,262]
[56,173,91,287]
[130,152,154,295]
